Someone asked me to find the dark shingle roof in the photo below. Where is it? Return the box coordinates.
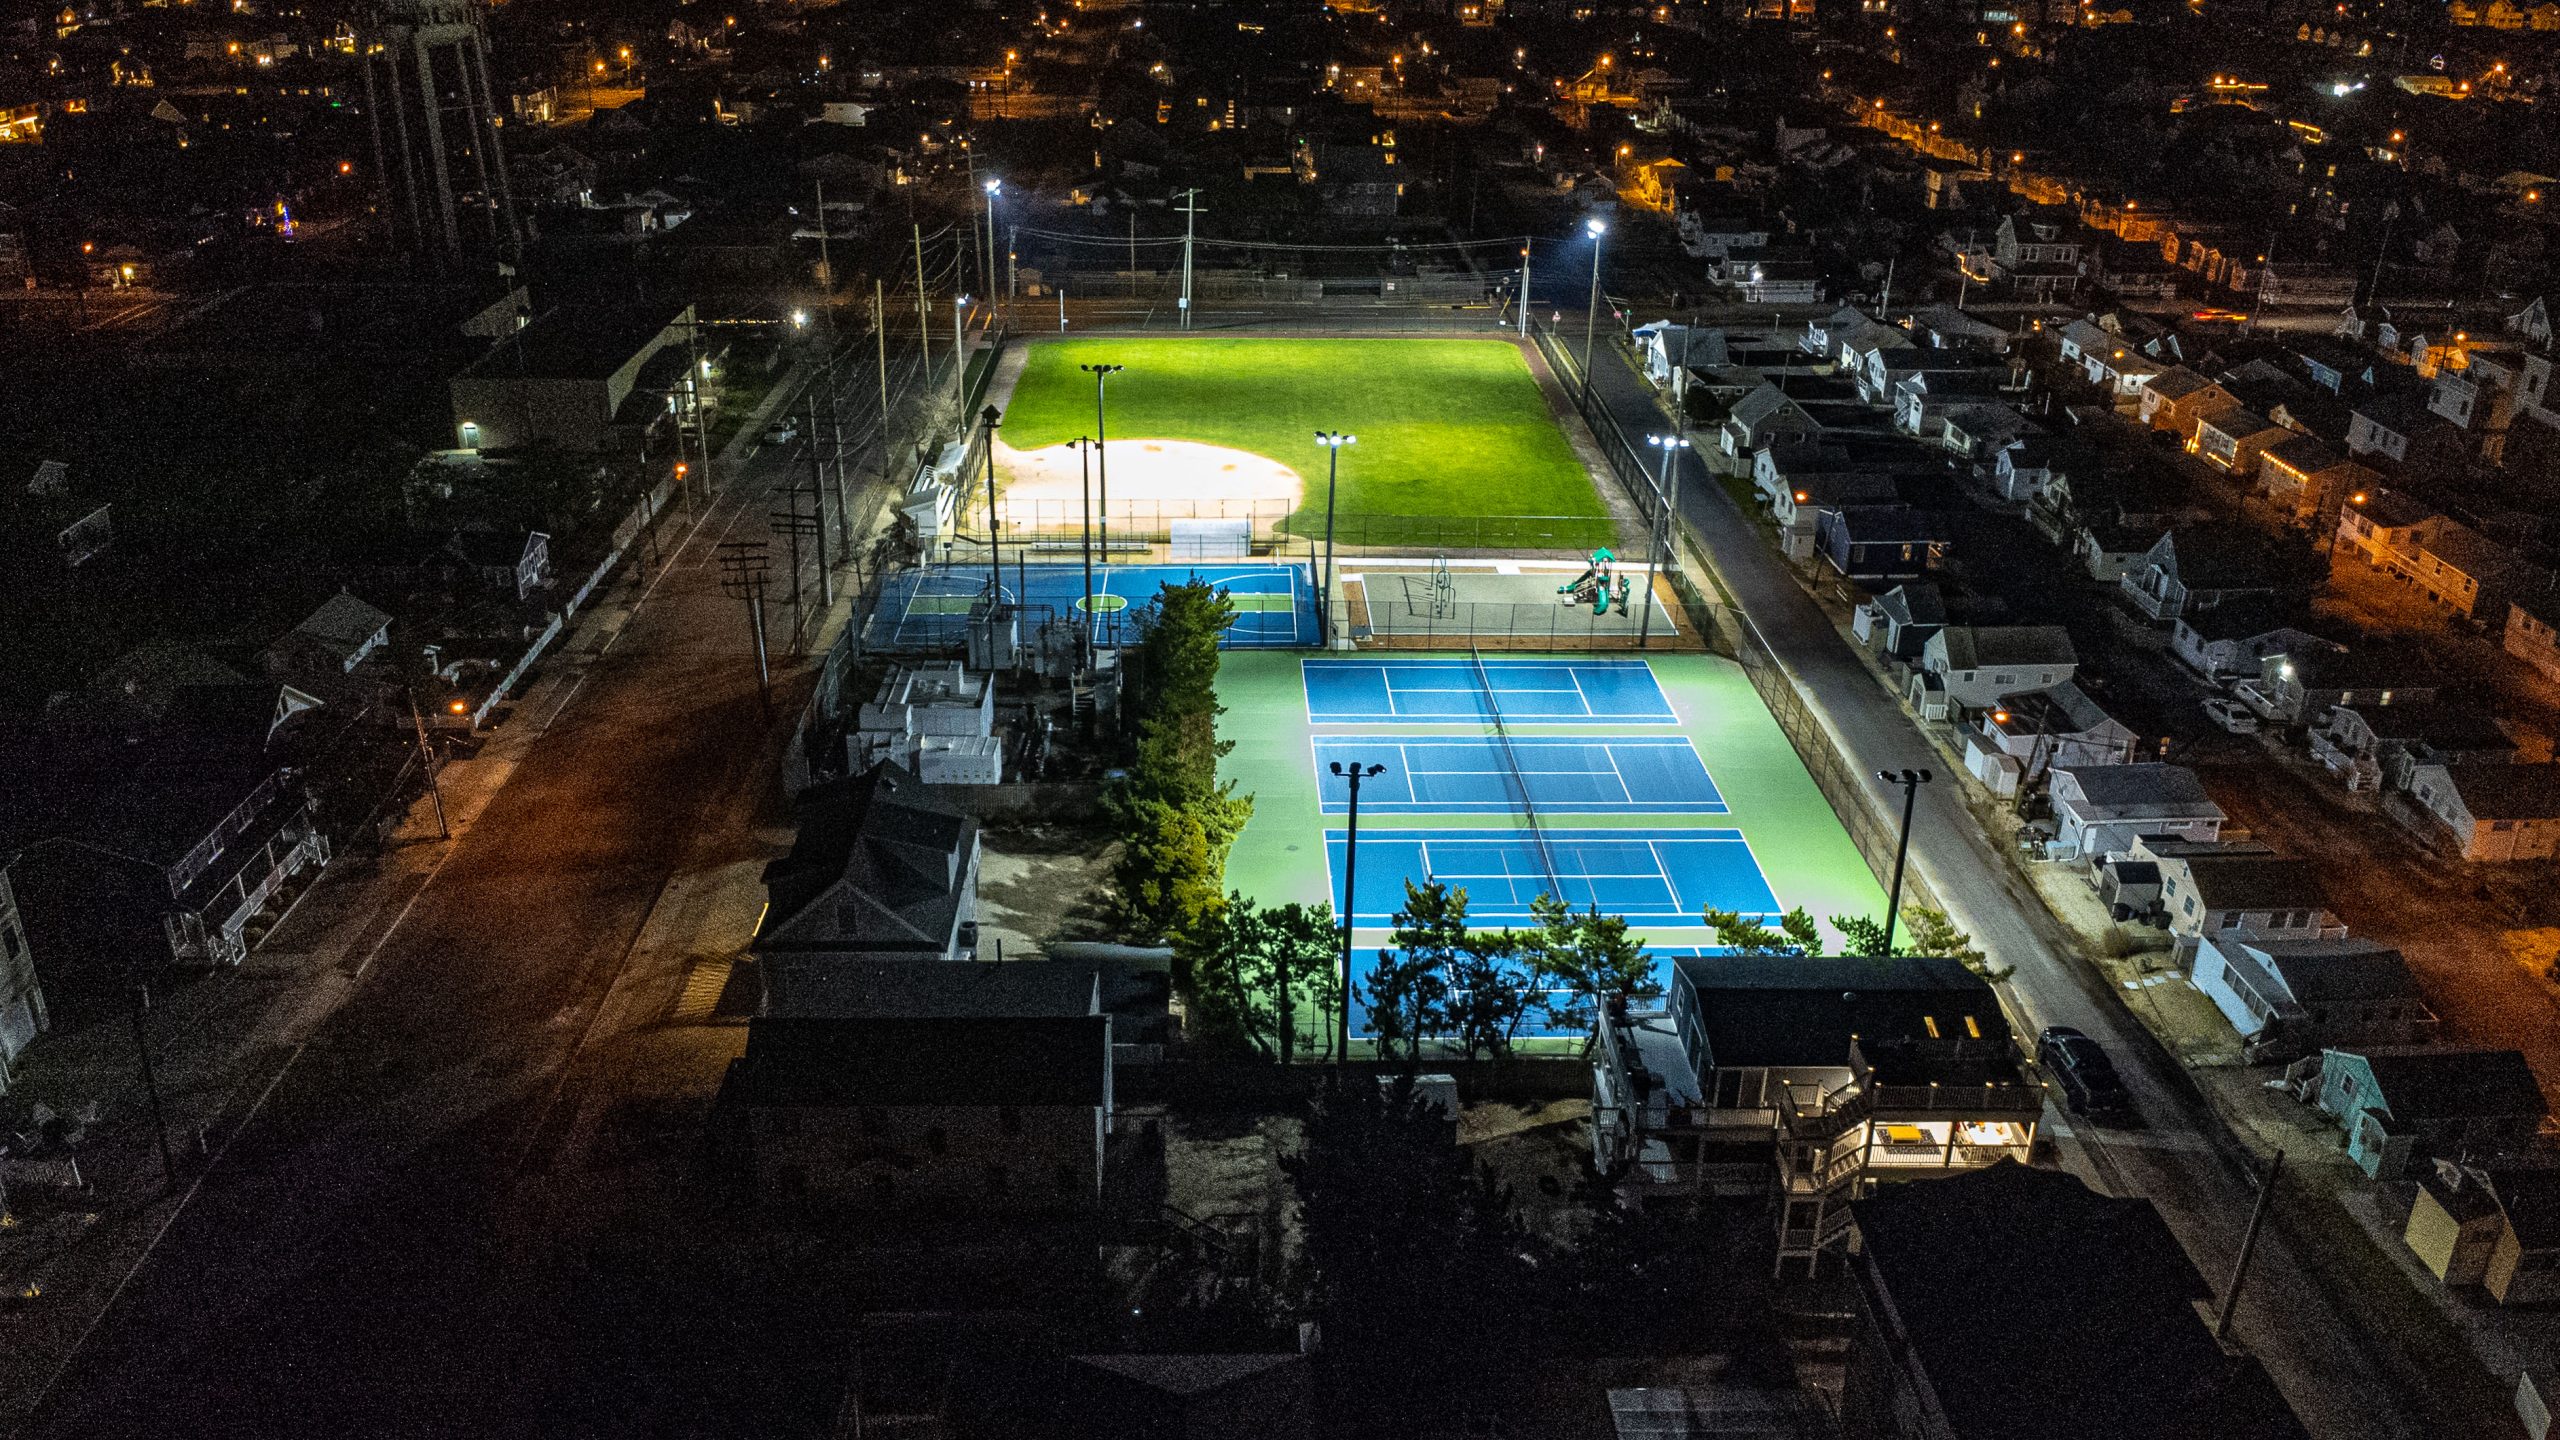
[1853,1163,2311,1440]
[738,1015,1109,1107]
[2343,1047,2548,1122]
[1671,954,2011,1073]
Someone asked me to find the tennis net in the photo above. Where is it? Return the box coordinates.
[1469,645,1565,907]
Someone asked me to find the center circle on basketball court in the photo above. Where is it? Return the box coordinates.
[1075,593,1132,615]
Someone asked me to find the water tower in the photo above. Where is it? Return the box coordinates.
[360,0,520,262]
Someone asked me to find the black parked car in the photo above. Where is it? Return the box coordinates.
[2037,1026,2132,1120]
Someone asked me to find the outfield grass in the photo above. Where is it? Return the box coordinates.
[997,338,1608,543]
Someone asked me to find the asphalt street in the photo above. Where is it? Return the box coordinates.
[1576,334,2456,1440]
[17,425,821,1437]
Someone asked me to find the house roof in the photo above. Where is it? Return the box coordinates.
[2261,434,2345,476]
[2335,1046,2547,1123]
[757,762,980,951]
[1876,583,1947,628]
[2440,764,2560,822]
[277,591,393,660]
[2331,698,2511,753]
[2171,854,2327,913]
[1829,505,1946,543]
[1992,679,2118,735]
[1669,954,2011,1074]
[1852,1163,2311,1440]
[462,304,685,380]
[2485,1168,2560,1250]
[2053,764,2221,821]
[763,958,1096,1017]
[1070,1353,1304,1399]
[2226,939,2415,1005]
[2151,528,2295,587]
[2345,487,2434,530]
[2144,366,2224,403]
[2174,596,2317,644]
[736,1014,1109,1108]
[2195,407,2287,442]
[1936,625,2077,670]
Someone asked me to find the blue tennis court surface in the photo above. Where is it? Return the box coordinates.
[1304,658,1675,725]
[1312,736,1725,814]
[1351,945,1731,1039]
[1326,827,1778,926]
[867,562,1316,649]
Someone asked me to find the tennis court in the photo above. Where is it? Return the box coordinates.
[1311,735,1726,815]
[865,561,1317,649]
[1324,828,1780,926]
[1302,657,1675,724]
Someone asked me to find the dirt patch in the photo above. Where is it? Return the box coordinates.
[993,437,1304,532]
[975,821,1119,957]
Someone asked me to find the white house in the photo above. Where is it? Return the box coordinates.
[1915,626,2077,715]
[2192,936,2434,1061]
[2152,852,2341,959]
[2405,762,2560,862]
[2047,764,2224,861]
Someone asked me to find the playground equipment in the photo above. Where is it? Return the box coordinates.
[1559,548,1615,615]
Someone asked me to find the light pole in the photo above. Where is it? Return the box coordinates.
[1581,217,1608,409]
[980,405,1003,602]
[1640,433,1687,650]
[1315,431,1355,642]
[404,686,451,841]
[982,177,1003,305]
[1330,760,1386,1067]
[1874,768,1933,958]
[1069,435,1097,647]
[1082,362,1123,565]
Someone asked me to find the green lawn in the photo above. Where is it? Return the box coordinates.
[997,338,1607,543]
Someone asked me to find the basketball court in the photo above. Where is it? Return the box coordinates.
[862,561,1318,650]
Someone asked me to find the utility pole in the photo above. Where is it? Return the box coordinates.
[1874,768,1933,957]
[1007,223,1019,302]
[953,295,970,416]
[129,962,177,1191]
[1071,436,1097,650]
[1177,188,1202,330]
[873,278,893,485]
[717,541,773,713]
[814,179,833,300]
[405,687,451,841]
[1128,213,1138,298]
[770,497,807,649]
[2216,1150,2285,1342]
[1641,434,1688,651]
[808,392,837,581]
[913,222,933,379]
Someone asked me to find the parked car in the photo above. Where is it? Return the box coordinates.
[2202,697,2259,735]
[2190,307,2251,325]
[762,419,799,445]
[2037,1026,2132,1119]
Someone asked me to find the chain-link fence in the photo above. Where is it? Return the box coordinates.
[984,502,1625,558]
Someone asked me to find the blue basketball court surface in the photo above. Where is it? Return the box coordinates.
[1311,736,1725,814]
[1350,945,1731,1038]
[867,562,1317,649]
[1325,827,1779,927]
[1303,658,1676,725]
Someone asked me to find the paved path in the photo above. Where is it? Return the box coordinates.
[5,357,871,1437]
[1575,333,2456,1440]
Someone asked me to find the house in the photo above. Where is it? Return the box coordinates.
[1590,955,2039,1270]
[1893,370,2011,441]
[2168,601,2330,681]
[2075,518,2168,583]
[2404,1163,2560,1307]
[2505,591,2560,683]
[1900,303,2010,355]
[849,662,1003,784]
[1915,626,2077,716]
[2404,762,2560,861]
[448,303,695,453]
[2046,764,2224,860]
[1632,321,1709,387]
[2191,408,2294,476]
[2152,852,2341,960]
[0,681,332,1026]
[2192,936,2434,1061]
[2238,643,2437,727]
[1938,404,2034,463]
[2255,437,2375,525]
[753,762,983,962]
[1851,583,1947,661]
[2379,518,2550,626]
[1842,1164,2311,1440]
[2331,486,2435,568]
[1990,439,2069,504]
[1987,213,2086,303]
[259,590,394,684]
[1815,505,1948,582]
[1719,383,1824,461]
[1063,1353,1316,1440]
[2312,699,2514,793]
[2119,529,2299,623]
[446,529,552,602]
[1969,682,2135,798]
[2345,394,2462,468]
[2309,1046,2548,1179]
[2137,366,2241,440]
[730,978,1113,1210]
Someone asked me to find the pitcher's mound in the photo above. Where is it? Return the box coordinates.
[995,438,1304,530]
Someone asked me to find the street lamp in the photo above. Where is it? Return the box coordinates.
[1315,432,1356,642]
[1582,217,1608,409]
[1640,433,1687,650]
[982,178,1004,302]
[1069,435,1098,647]
[1330,759,1387,1066]
[980,405,1003,603]
[1081,362,1123,567]
[1874,769,1933,958]
[953,294,971,413]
